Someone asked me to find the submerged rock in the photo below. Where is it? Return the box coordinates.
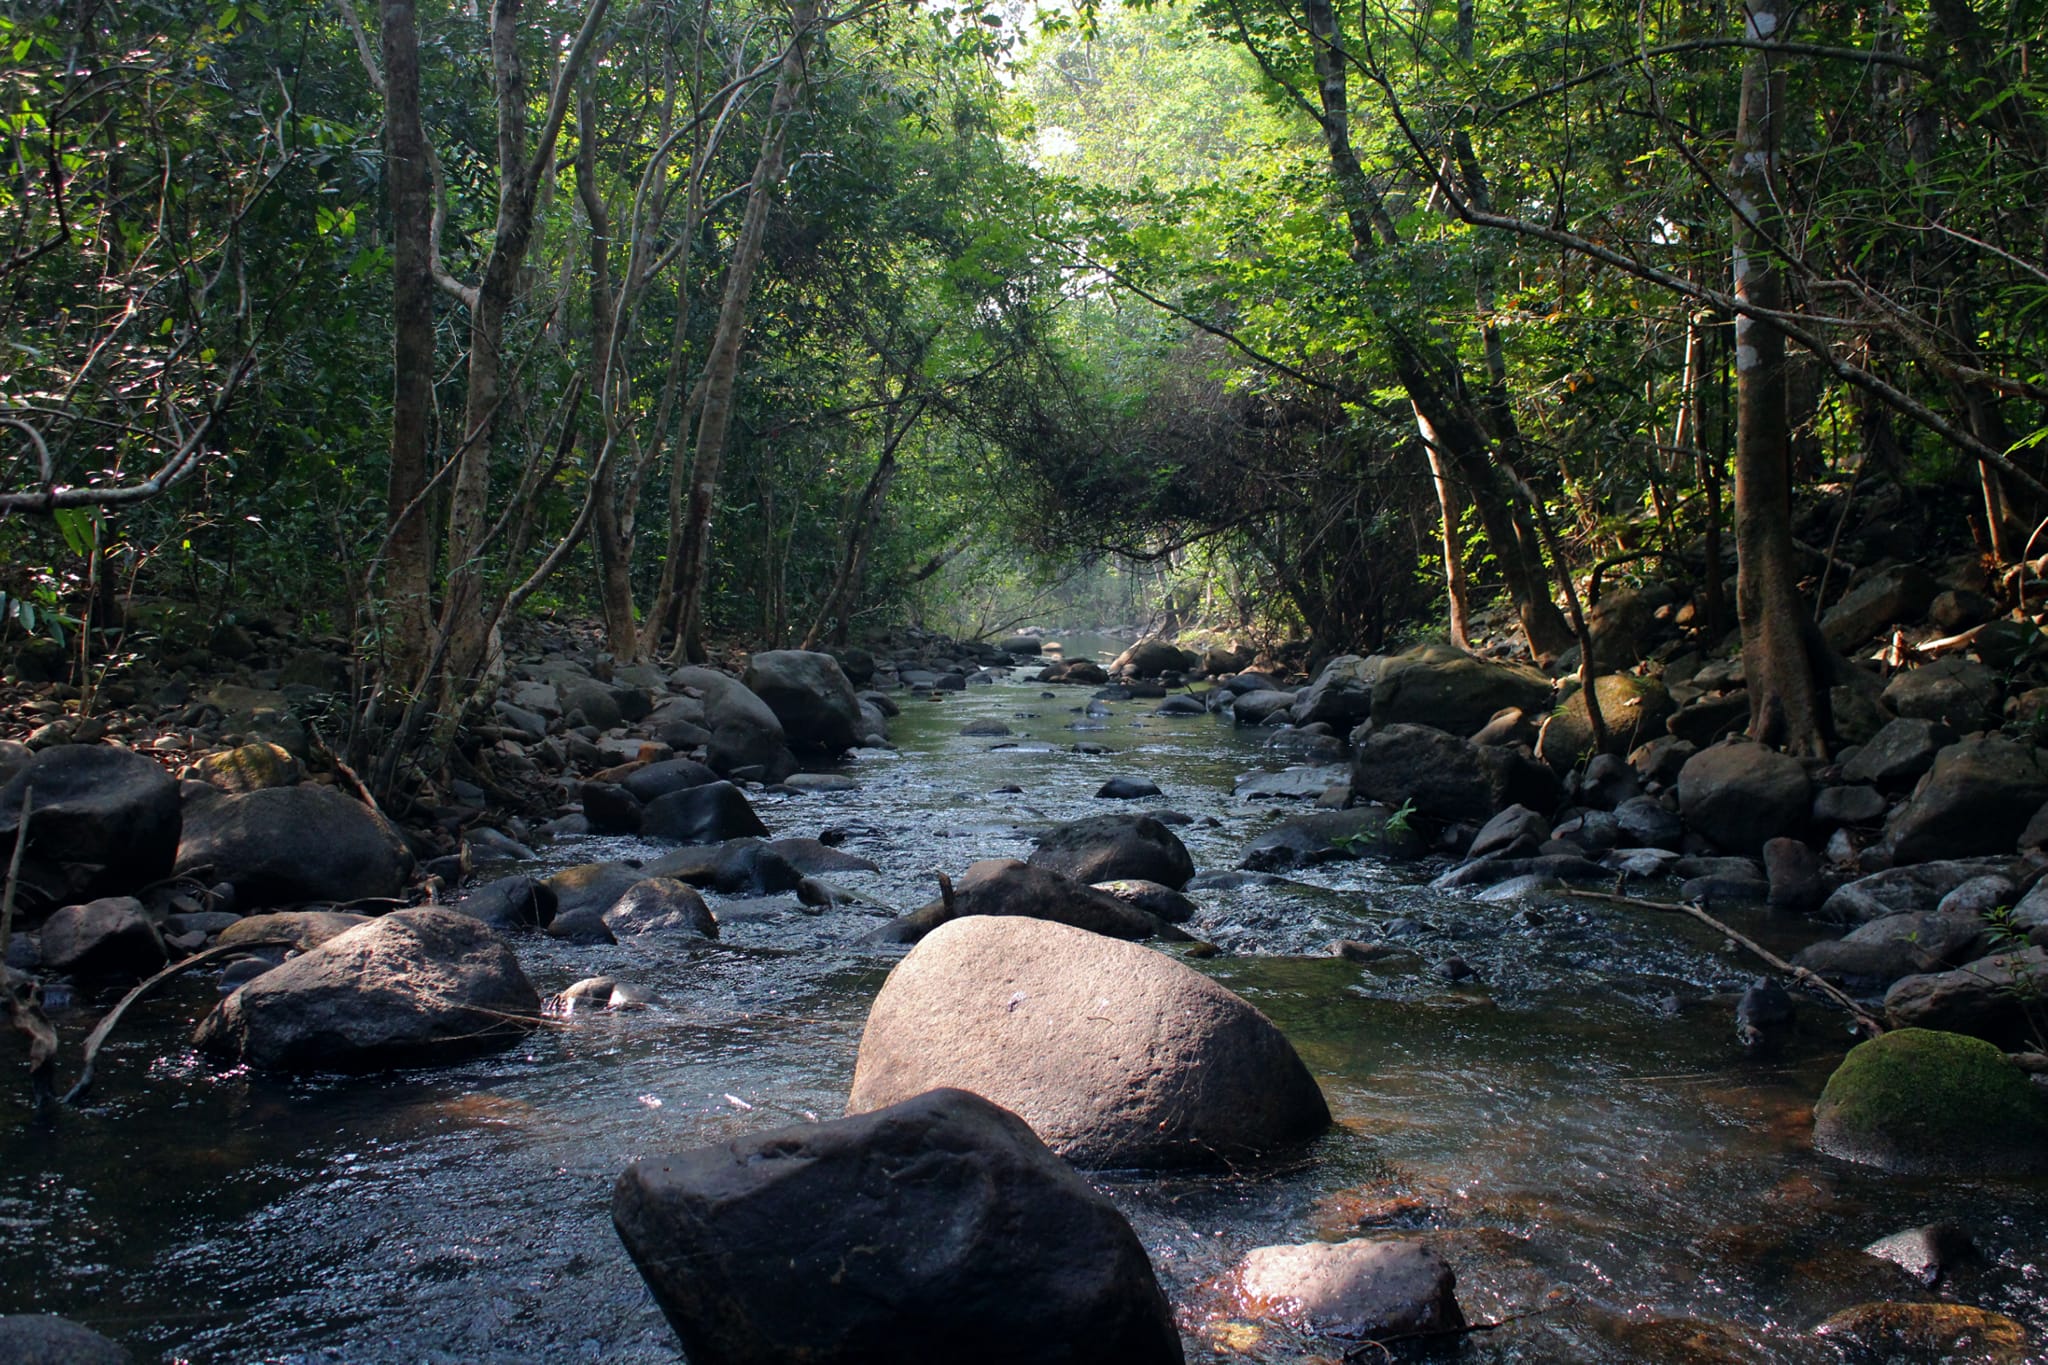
[612,1087,1183,1365]
[0,1316,133,1364]
[847,916,1329,1167]
[1230,1238,1463,1341]
[1814,1301,2029,1364]
[872,859,1165,944]
[1811,1028,2048,1175]
[1240,806,1425,870]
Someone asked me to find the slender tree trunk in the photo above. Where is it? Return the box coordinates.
[669,0,816,662]
[1731,0,1828,755]
[577,94,639,658]
[382,0,435,676]
[801,398,924,650]
[1416,411,1471,648]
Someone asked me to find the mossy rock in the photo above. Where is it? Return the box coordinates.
[1815,1301,2030,1364]
[1812,1029,2048,1175]
[192,742,303,793]
[1536,673,1675,771]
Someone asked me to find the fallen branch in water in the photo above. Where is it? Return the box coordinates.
[1573,888,1885,1037]
[2,786,57,1105]
[64,937,298,1104]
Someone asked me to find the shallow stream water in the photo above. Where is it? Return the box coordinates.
[4,636,2046,1362]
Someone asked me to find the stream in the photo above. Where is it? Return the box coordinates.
[4,634,2046,1363]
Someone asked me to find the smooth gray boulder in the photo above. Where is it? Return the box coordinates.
[603,877,718,938]
[1884,734,2048,864]
[1028,814,1194,890]
[669,667,796,780]
[1368,644,1552,738]
[175,784,411,907]
[743,650,866,753]
[1290,655,1379,728]
[1676,740,1810,855]
[1350,723,1559,824]
[0,743,181,904]
[846,916,1330,1168]
[1231,1238,1464,1341]
[612,1088,1184,1365]
[37,897,165,978]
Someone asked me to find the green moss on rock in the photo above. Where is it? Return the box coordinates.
[1813,1028,2048,1175]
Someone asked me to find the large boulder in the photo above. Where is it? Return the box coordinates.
[620,757,719,804]
[1368,644,1552,738]
[1350,723,1559,824]
[193,908,540,1072]
[669,667,796,780]
[644,840,806,896]
[640,781,770,845]
[1841,717,1955,792]
[0,744,181,904]
[1791,911,1988,989]
[612,1088,1184,1365]
[1819,859,2020,922]
[1812,1029,2048,1175]
[603,878,717,938]
[175,784,411,907]
[846,916,1330,1168]
[742,650,865,754]
[0,1316,133,1364]
[1111,639,1194,679]
[544,862,652,918]
[873,859,1165,944]
[1028,814,1194,890]
[1676,741,1811,855]
[1881,657,2001,731]
[37,897,166,978]
[1290,655,1380,728]
[1230,1238,1463,1341]
[1884,946,2048,1048]
[1819,563,1937,651]
[1535,674,1675,770]
[1884,734,2048,864]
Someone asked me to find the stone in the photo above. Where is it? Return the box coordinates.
[1239,807,1425,870]
[620,758,719,804]
[1629,735,1696,787]
[1229,689,1298,726]
[0,743,182,904]
[1862,1223,1977,1288]
[544,862,652,919]
[1820,859,2018,922]
[1763,836,1823,913]
[579,781,644,835]
[1536,674,1674,770]
[218,909,373,953]
[1613,795,1684,849]
[194,908,541,1072]
[190,742,302,793]
[604,878,718,938]
[960,719,1012,737]
[1230,1239,1463,1341]
[1813,784,1888,827]
[554,672,625,729]
[1090,879,1198,923]
[1028,814,1194,889]
[612,1088,1183,1365]
[545,904,616,944]
[1881,657,2001,731]
[784,773,858,793]
[175,784,411,908]
[1290,655,1379,728]
[1578,752,1643,809]
[450,875,555,932]
[874,860,1166,945]
[743,650,865,753]
[1929,589,1997,632]
[1350,723,1560,824]
[1467,804,1549,860]
[1095,776,1161,799]
[1884,734,2048,863]
[1884,946,2048,1048]
[1842,718,1955,791]
[644,841,806,896]
[38,897,165,978]
[1111,639,1195,678]
[1676,741,1811,855]
[1791,912,1987,988]
[1368,644,1553,737]
[0,1316,134,1364]
[998,635,1043,654]
[847,916,1330,1168]
[1814,1302,2029,1364]
[669,666,796,781]
[1812,1028,2048,1174]
[1152,695,1208,717]
[1936,874,2015,917]
[1819,562,1937,651]
[641,780,770,844]
[1583,587,1653,668]
[1665,692,1751,746]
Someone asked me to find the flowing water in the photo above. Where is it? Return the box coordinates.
[4,636,2045,1363]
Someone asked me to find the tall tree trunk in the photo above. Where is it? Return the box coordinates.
[381,0,435,676]
[669,0,817,662]
[577,93,639,658]
[1731,0,1828,755]
[1415,411,1471,648]
[801,398,924,650]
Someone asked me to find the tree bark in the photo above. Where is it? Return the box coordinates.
[1731,0,1828,755]
[576,93,639,658]
[669,0,816,662]
[381,0,435,676]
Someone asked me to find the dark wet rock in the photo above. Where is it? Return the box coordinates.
[1881,657,2001,731]
[998,635,1043,654]
[1467,804,1549,860]
[218,910,372,953]
[1095,776,1161,799]
[783,773,859,793]
[668,666,796,781]
[1814,1028,2048,1175]
[175,784,411,907]
[1537,674,1674,770]
[1793,912,1988,988]
[1841,718,1955,792]
[1814,1301,2029,1363]
[1112,639,1195,679]
[1578,752,1644,809]
[1601,846,1681,878]
[38,897,165,978]
[165,910,241,937]
[493,700,549,742]
[1930,589,1997,633]
[0,743,181,904]
[1469,705,1538,749]
[1350,723,1559,824]
[1676,741,1810,855]
[1734,978,1794,1050]
[1665,691,1751,747]
[1821,859,2018,922]
[1090,879,1197,923]
[1681,874,1771,905]
[644,840,805,896]
[1234,767,1345,801]
[1814,784,1888,827]
[1230,689,1298,726]
[1629,735,1696,787]
[875,860,1167,945]
[1554,810,1620,852]
[579,781,644,835]
[1151,694,1208,717]
[451,875,555,931]
[1471,875,1555,904]
[641,781,770,845]
[1229,1238,1463,1341]
[1224,670,1279,694]
[960,719,1013,737]
[620,758,719,804]
[0,1315,134,1364]
[767,837,879,876]
[1240,807,1425,871]
[1028,813,1194,890]
[545,903,616,944]
[1885,734,2048,864]
[1819,563,1937,651]
[744,650,865,753]
[1862,1223,1977,1288]
[1187,870,1288,891]
[1764,837,1824,913]
[1937,874,2016,917]
[194,909,540,1073]
[1290,655,1379,728]
[190,741,303,793]
[544,862,651,919]
[603,878,719,938]
[613,1087,1183,1365]
[847,916,1329,1168]
[1369,644,1552,738]
[1885,946,2048,1047]
[554,672,625,730]
[1612,795,1683,849]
